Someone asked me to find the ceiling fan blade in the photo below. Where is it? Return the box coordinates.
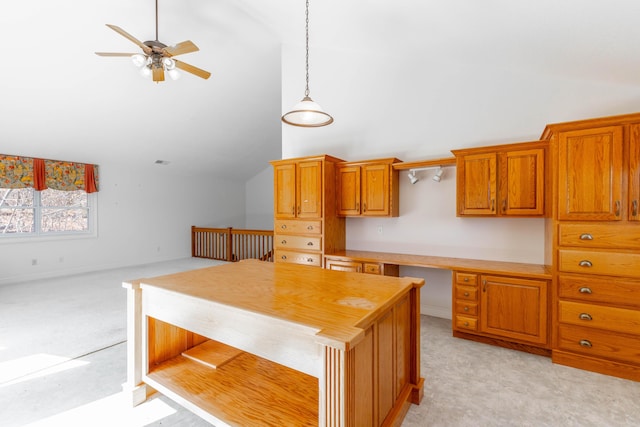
[152,66,165,82]
[95,52,136,57]
[162,40,199,57]
[105,24,152,55]
[174,60,211,80]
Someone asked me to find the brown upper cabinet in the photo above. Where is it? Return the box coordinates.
[273,158,327,219]
[452,141,547,217]
[336,158,401,217]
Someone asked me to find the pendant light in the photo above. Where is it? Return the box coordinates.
[282,0,333,127]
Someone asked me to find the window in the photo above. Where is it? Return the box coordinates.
[0,188,95,237]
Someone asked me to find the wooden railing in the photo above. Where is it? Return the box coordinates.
[191,226,274,262]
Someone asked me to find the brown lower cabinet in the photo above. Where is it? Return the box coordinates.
[452,271,550,352]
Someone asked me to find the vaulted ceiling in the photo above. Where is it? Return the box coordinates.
[2,1,640,181]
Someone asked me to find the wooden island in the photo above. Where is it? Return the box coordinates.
[123,259,424,426]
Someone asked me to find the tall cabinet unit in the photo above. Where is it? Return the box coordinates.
[543,114,640,382]
[271,155,346,267]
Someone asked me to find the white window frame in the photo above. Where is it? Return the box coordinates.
[0,189,98,242]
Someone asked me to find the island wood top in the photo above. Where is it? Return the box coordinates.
[138,259,424,346]
[327,250,552,279]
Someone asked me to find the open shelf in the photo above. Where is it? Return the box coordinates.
[146,349,318,426]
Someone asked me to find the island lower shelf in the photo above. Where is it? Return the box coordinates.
[145,337,318,426]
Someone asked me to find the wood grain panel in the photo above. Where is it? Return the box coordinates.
[558,274,640,307]
[559,301,640,335]
[559,223,640,249]
[557,324,640,364]
[558,249,640,278]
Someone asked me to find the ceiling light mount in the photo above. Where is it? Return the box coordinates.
[282,0,333,127]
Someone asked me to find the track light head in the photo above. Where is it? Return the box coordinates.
[408,170,419,185]
[432,167,444,182]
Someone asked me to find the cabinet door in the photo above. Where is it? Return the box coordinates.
[557,126,623,221]
[361,164,391,216]
[457,153,497,215]
[480,275,548,345]
[629,124,640,221]
[500,148,545,216]
[296,160,323,218]
[336,165,361,216]
[325,258,362,273]
[273,163,296,219]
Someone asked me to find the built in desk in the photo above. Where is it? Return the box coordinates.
[123,259,424,426]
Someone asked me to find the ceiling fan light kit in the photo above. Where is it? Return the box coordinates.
[282,0,333,127]
[95,0,210,83]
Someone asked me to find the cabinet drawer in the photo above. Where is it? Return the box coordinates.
[274,220,322,235]
[558,275,640,307]
[455,272,478,286]
[455,301,478,316]
[363,263,382,275]
[559,224,640,249]
[558,249,640,278]
[276,250,321,267]
[455,315,477,331]
[325,259,362,273]
[455,285,478,301]
[557,324,640,365]
[559,301,640,335]
[275,235,322,251]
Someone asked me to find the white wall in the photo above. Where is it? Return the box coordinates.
[245,166,274,230]
[0,161,246,285]
[281,44,640,318]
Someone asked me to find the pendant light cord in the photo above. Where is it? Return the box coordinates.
[155,0,159,41]
[304,0,310,97]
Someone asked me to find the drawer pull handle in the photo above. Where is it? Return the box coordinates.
[491,199,495,212]
[281,240,287,245]
[579,233,593,241]
[579,339,592,348]
[579,313,593,321]
[578,287,592,294]
[307,225,314,230]
[463,292,470,297]
[463,306,469,312]
[307,258,314,263]
[615,200,621,217]
[633,200,639,217]
[307,241,314,246]
[281,255,287,260]
[579,260,593,268]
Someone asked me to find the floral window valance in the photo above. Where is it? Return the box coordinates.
[0,155,99,193]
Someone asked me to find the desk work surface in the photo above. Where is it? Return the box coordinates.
[139,259,424,342]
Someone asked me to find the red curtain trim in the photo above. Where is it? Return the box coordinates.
[33,158,47,191]
[85,164,98,193]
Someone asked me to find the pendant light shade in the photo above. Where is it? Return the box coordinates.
[282,0,333,127]
[282,96,333,127]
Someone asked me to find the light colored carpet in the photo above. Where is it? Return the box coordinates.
[1,258,638,426]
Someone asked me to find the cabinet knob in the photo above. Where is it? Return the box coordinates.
[578,287,592,294]
[463,306,469,312]
[281,224,287,229]
[579,313,593,321]
[463,292,469,297]
[578,260,593,268]
[281,240,287,245]
[463,277,469,282]
[579,339,593,348]
[579,233,593,241]
[281,255,287,260]
[463,322,469,327]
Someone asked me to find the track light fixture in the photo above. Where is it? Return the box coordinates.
[407,166,446,184]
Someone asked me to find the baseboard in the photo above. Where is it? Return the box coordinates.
[420,303,451,319]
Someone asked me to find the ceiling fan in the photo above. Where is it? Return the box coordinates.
[95,0,211,82]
